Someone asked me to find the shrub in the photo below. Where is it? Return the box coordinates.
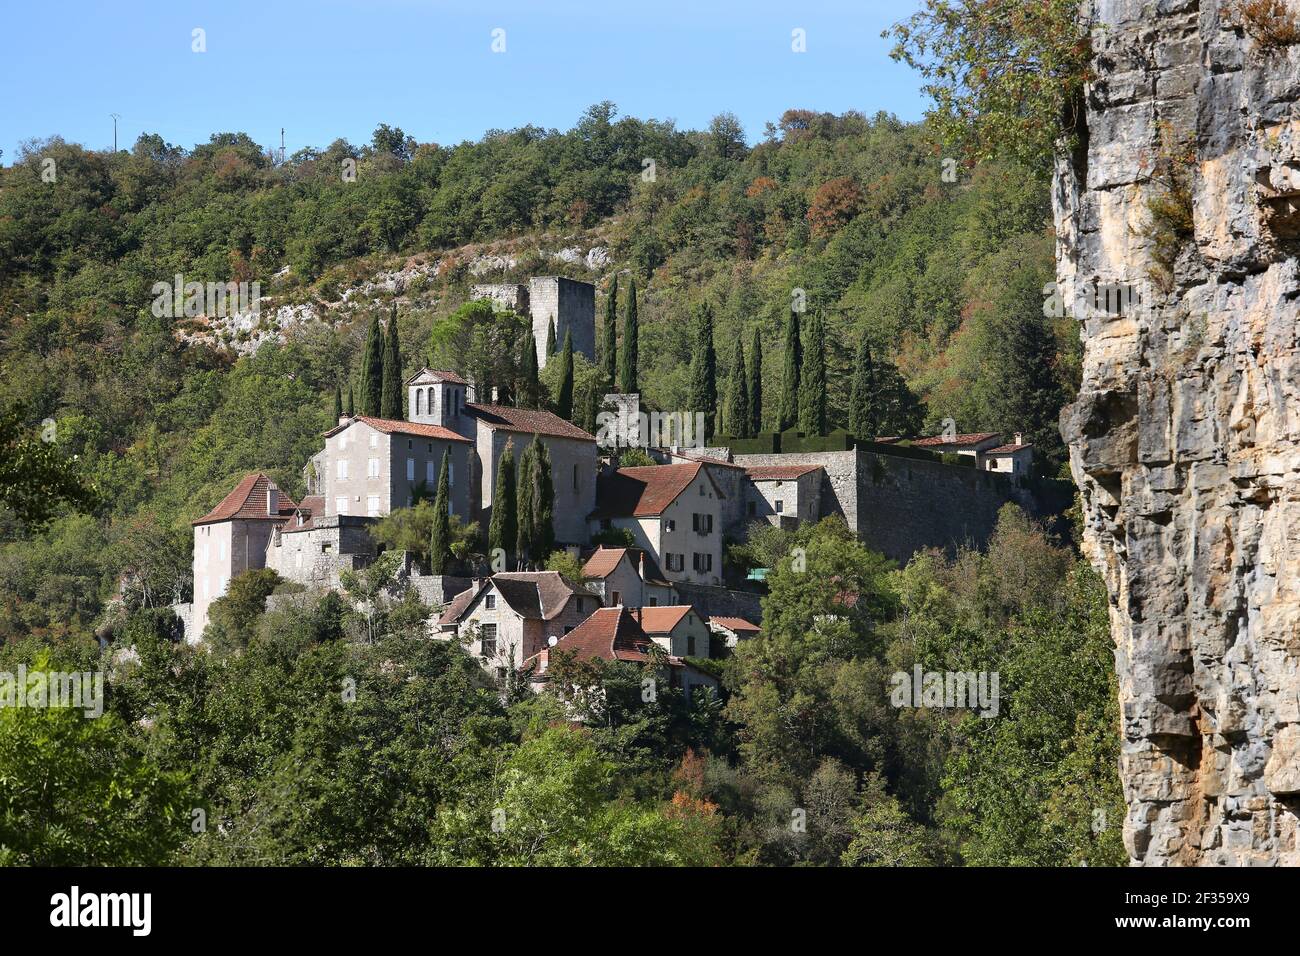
[1233,0,1300,50]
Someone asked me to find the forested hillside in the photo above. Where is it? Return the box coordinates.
[0,99,1118,867]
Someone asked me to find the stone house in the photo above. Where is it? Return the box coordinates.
[708,615,761,650]
[743,464,824,529]
[633,605,711,659]
[589,462,725,587]
[264,504,377,591]
[664,451,749,538]
[524,606,719,697]
[580,546,679,608]
[436,571,598,680]
[980,436,1035,476]
[190,473,300,643]
[318,414,473,520]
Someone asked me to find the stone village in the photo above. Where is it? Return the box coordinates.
[175,275,1068,695]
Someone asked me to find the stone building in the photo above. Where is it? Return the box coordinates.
[471,276,596,371]
[436,571,599,680]
[708,615,761,650]
[633,605,711,659]
[590,461,726,587]
[190,473,301,643]
[742,463,824,530]
[580,546,679,608]
[524,605,718,697]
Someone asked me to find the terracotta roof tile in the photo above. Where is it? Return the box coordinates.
[466,403,595,441]
[193,473,298,526]
[526,606,654,667]
[911,432,1000,448]
[582,547,631,579]
[985,443,1032,454]
[709,616,760,634]
[323,415,471,443]
[744,464,824,481]
[405,366,468,386]
[591,462,721,518]
[437,583,483,627]
[634,605,693,634]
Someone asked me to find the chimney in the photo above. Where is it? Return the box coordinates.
[266,483,279,516]
[1014,432,1024,446]
[338,414,349,426]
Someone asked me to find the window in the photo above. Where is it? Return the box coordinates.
[485,595,496,610]
[692,513,713,533]
[449,461,454,486]
[369,432,377,448]
[648,597,657,606]
[367,495,380,517]
[481,623,497,657]
[747,501,756,516]
[321,542,332,553]
[336,459,348,480]
[774,500,784,514]
[416,389,423,416]
[573,463,579,491]
[335,496,348,515]
[564,626,574,634]
[339,433,347,451]
[664,519,675,533]
[368,457,380,478]
[426,460,434,483]
[218,541,226,560]
[687,634,696,656]
[406,458,415,481]
[575,597,585,613]
[427,442,433,453]
[699,485,705,496]
[692,553,713,572]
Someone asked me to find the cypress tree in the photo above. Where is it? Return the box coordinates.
[515,440,536,567]
[556,329,575,421]
[428,451,451,574]
[748,326,763,434]
[602,275,618,386]
[545,316,557,357]
[778,310,801,431]
[687,302,718,439]
[360,314,385,416]
[518,330,539,409]
[345,384,355,417]
[581,380,600,435]
[333,383,343,422]
[532,436,555,561]
[849,337,877,439]
[381,306,403,419]
[619,278,638,394]
[725,338,750,439]
[488,439,517,566]
[799,313,826,436]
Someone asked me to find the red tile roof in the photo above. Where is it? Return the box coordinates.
[193,473,298,526]
[744,464,824,481]
[527,606,655,666]
[591,462,722,518]
[466,403,595,441]
[709,616,760,634]
[911,432,1000,448]
[437,582,483,627]
[323,415,471,443]
[985,443,1032,454]
[582,547,632,579]
[634,605,693,634]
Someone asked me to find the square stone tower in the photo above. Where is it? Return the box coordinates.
[529,277,595,370]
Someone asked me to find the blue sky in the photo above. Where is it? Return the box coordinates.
[1,0,927,162]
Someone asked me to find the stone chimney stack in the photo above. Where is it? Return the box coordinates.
[266,484,278,516]
[1014,432,1024,446]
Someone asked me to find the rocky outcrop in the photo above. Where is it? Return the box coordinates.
[1059,0,1300,864]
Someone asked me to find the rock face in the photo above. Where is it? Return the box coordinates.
[1059,0,1300,864]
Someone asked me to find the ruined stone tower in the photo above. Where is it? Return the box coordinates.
[1060,0,1300,864]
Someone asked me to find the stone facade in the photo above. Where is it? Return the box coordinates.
[1059,0,1300,865]
[264,514,378,589]
[192,517,277,644]
[470,283,529,315]
[529,277,595,369]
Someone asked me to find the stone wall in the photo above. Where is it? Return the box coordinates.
[470,283,529,314]
[529,277,595,369]
[674,583,764,626]
[1059,0,1300,865]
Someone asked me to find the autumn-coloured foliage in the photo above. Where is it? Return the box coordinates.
[1231,0,1300,49]
[806,176,863,239]
[746,176,779,198]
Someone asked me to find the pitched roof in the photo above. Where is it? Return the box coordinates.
[437,582,483,627]
[582,547,632,579]
[670,451,744,470]
[193,473,298,526]
[744,464,824,481]
[591,462,722,519]
[709,615,760,634]
[911,432,1000,448]
[528,606,655,666]
[466,403,595,441]
[440,571,580,626]
[405,367,468,386]
[634,605,693,634]
[323,415,471,443]
[297,495,325,516]
[985,443,1032,454]
[493,571,580,620]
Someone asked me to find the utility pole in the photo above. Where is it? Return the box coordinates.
[280,127,285,164]
[110,113,120,152]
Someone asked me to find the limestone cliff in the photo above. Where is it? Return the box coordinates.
[1060,0,1300,864]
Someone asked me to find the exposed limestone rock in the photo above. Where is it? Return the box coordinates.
[1059,0,1300,864]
